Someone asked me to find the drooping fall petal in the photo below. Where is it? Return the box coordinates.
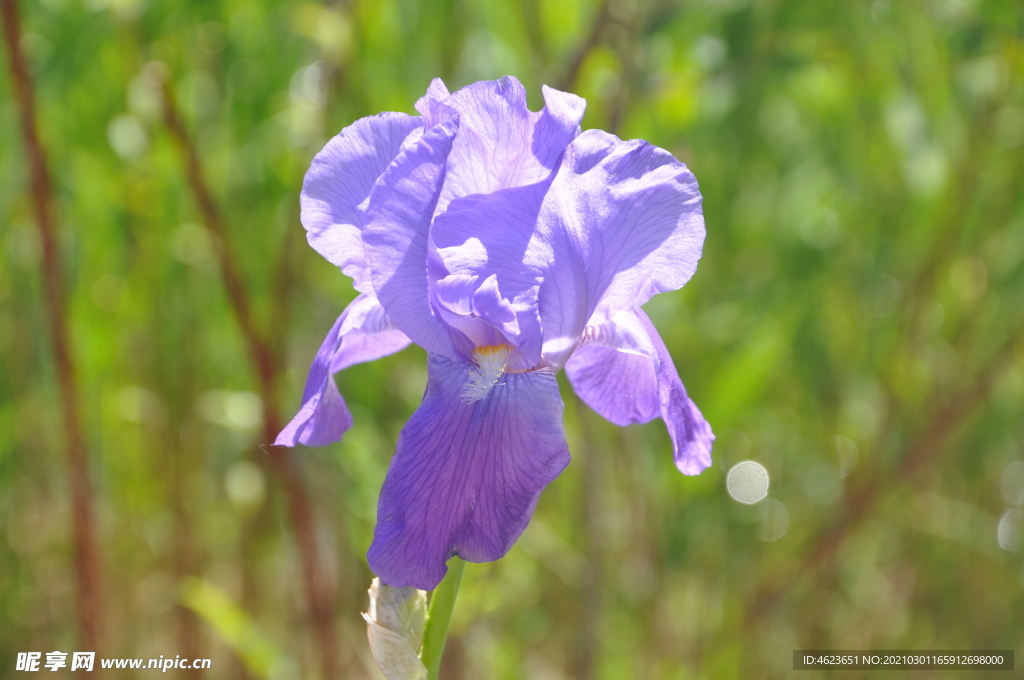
[565,308,713,475]
[276,295,410,447]
[368,354,570,589]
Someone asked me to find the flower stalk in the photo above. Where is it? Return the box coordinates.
[1,0,103,653]
[153,67,338,680]
[420,558,466,680]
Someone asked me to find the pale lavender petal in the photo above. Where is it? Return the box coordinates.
[537,84,587,155]
[368,354,570,589]
[471,274,520,342]
[565,308,713,475]
[329,331,410,373]
[431,273,521,354]
[565,346,659,425]
[434,76,585,214]
[277,295,411,447]
[362,120,460,359]
[434,129,704,371]
[431,273,478,316]
[276,313,350,447]
[538,130,705,367]
[414,77,454,127]
[432,185,546,366]
[431,273,497,351]
[301,112,424,294]
[330,294,413,372]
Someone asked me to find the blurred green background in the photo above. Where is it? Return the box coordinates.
[2,0,1023,678]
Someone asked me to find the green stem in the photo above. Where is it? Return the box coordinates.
[420,558,466,679]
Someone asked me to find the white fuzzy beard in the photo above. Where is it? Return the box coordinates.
[462,344,515,402]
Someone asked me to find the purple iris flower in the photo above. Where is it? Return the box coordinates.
[277,76,713,590]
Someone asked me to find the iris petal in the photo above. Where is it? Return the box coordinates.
[431,273,521,356]
[277,295,411,447]
[428,76,585,215]
[538,130,706,368]
[301,112,423,294]
[566,346,660,426]
[565,308,713,475]
[363,119,460,359]
[433,129,705,371]
[414,77,454,127]
[433,186,546,366]
[368,354,570,589]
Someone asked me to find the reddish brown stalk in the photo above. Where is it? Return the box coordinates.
[1,0,103,655]
[155,71,338,679]
[156,75,275,392]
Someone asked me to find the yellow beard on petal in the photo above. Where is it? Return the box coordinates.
[462,344,515,402]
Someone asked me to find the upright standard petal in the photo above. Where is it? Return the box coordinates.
[413,78,454,128]
[564,308,713,475]
[433,129,705,370]
[537,130,706,367]
[432,185,548,367]
[430,273,521,353]
[301,113,424,294]
[362,120,460,359]
[368,354,570,589]
[277,295,412,447]
[428,76,585,214]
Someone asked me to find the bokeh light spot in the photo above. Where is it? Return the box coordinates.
[225,460,267,513]
[758,499,789,542]
[997,509,1021,552]
[198,390,263,431]
[106,114,148,161]
[1000,461,1024,505]
[834,435,859,478]
[727,461,769,504]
